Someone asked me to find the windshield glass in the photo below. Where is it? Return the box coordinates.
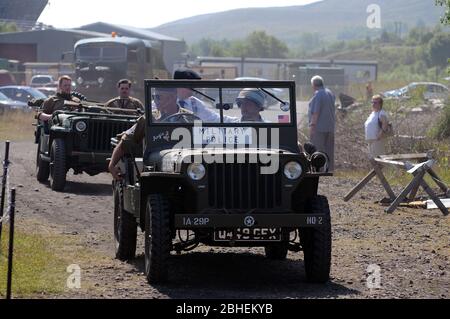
[147,82,292,126]
[26,88,47,99]
[0,92,10,101]
[75,44,127,62]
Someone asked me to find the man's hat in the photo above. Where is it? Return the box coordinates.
[236,88,265,109]
[173,68,202,80]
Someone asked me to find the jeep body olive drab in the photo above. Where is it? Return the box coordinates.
[113,80,332,284]
[35,100,139,191]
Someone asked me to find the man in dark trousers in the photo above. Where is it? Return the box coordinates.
[308,75,336,171]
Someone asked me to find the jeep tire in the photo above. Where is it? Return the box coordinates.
[144,194,171,284]
[49,138,66,191]
[114,185,137,261]
[299,195,331,283]
[36,140,49,182]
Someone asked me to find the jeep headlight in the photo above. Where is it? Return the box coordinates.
[187,163,206,181]
[284,161,302,180]
[75,121,87,132]
[98,77,105,84]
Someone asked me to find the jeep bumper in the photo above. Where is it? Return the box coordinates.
[174,213,326,228]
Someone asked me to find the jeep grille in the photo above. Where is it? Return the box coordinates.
[207,163,282,209]
[86,120,133,152]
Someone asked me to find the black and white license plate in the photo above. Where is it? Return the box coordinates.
[214,228,281,241]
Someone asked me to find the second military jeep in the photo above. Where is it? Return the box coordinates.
[35,101,139,191]
[114,80,332,284]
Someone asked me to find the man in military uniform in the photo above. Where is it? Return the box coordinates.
[104,79,143,110]
[37,75,80,122]
[108,87,192,180]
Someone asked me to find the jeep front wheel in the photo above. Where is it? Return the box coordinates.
[114,185,137,261]
[36,140,49,182]
[49,138,66,191]
[299,195,331,283]
[144,194,171,284]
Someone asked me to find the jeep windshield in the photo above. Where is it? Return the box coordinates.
[146,80,295,126]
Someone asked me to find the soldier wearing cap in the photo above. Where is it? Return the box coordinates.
[108,87,191,180]
[104,79,144,110]
[174,68,221,122]
[38,75,80,122]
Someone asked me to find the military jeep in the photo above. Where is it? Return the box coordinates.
[34,100,139,191]
[113,80,332,284]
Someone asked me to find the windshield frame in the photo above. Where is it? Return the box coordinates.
[144,79,296,128]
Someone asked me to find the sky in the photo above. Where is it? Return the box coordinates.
[37,0,320,29]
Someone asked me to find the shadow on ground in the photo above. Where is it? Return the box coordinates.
[129,251,359,299]
[47,181,113,196]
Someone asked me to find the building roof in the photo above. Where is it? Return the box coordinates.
[0,0,48,21]
[78,22,183,42]
[0,28,109,38]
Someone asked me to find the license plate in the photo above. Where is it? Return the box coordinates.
[214,228,281,241]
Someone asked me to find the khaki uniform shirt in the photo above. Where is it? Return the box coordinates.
[104,96,143,110]
[121,107,192,145]
[40,93,80,117]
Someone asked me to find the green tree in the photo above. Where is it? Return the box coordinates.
[244,31,288,58]
[0,22,18,33]
[428,32,450,67]
[436,0,450,25]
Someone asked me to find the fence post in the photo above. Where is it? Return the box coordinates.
[6,188,16,300]
[0,140,11,245]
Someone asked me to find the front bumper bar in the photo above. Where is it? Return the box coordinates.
[174,213,326,228]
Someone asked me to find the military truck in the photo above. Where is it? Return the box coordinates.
[113,80,332,284]
[34,98,139,191]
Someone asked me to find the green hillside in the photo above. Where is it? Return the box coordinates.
[150,0,444,45]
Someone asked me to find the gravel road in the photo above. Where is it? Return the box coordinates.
[1,141,448,299]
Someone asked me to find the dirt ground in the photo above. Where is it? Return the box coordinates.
[1,141,449,299]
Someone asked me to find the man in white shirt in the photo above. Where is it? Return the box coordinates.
[174,68,221,122]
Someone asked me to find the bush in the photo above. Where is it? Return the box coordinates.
[430,101,450,139]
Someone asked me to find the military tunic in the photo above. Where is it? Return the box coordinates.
[121,107,192,145]
[39,93,80,117]
[104,96,144,110]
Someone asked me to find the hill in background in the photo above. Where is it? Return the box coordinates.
[150,0,443,45]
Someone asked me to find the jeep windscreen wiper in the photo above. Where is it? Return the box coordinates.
[191,88,215,102]
[260,88,286,104]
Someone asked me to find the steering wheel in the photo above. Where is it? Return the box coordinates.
[161,112,201,123]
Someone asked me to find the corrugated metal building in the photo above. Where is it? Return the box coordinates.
[0,29,108,62]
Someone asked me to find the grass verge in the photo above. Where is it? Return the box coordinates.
[0,109,36,141]
[0,218,110,298]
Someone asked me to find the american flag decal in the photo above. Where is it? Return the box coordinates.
[278,115,290,123]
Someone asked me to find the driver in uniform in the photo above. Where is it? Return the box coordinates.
[108,87,191,180]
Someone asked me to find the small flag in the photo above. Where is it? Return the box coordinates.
[278,115,290,123]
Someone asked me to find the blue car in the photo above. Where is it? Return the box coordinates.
[0,85,47,104]
[0,91,28,111]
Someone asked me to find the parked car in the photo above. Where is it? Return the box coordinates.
[0,91,28,111]
[30,75,56,88]
[383,82,449,100]
[0,85,47,104]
